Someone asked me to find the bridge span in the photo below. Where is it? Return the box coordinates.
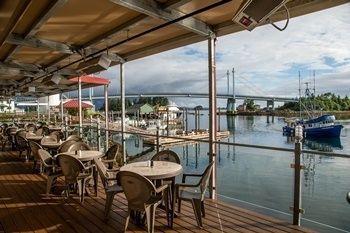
[83,92,298,103]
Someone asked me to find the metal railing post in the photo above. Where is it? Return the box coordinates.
[291,125,304,226]
[97,117,101,151]
[156,128,160,153]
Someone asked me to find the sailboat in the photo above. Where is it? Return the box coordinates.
[283,72,343,138]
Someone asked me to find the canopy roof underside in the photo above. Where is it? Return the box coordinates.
[0,0,348,98]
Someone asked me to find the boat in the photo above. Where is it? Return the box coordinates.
[283,114,343,138]
[283,72,343,138]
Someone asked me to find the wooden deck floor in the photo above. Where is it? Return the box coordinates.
[0,151,315,233]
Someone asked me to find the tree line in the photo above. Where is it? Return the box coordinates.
[278,93,350,111]
[100,97,169,111]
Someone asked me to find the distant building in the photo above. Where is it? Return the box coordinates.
[237,104,246,111]
[127,103,154,115]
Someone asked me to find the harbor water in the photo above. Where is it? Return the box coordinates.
[122,114,350,232]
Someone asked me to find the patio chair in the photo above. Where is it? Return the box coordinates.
[117,171,169,233]
[41,136,58,144]
[66,134,82,141]
[67,141,91,152]
[42,126,50,136]
[49,131,62,142]
[0,133,7,151]
[28,141,43,172]
[57,154,93,203]
[5,127,17,150]
[38,149,62,195]
[58,140,77,153]
[175,161,214,228]
[101,143,123,170]
[93,157,123,219]
[15,135,30,158]
[151,150,180,205]
[35,128,44,136]
[151,150,180,164]
[26,123,37,132]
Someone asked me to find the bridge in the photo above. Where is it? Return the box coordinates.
[83,92,297,102]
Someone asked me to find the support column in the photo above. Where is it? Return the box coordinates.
[78,76,82,135]
[47,95,50,123]
[208,35,217,199]
[60,92,64,125]
[120,63,126,164]
[104,84,109,149]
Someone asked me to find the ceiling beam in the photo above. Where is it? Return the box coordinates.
[0,65,35,77]
[6,33,75,54]
[4,0,68,61]
[109,0,212,36]
[161,0,193,9]
[0,0,31,50]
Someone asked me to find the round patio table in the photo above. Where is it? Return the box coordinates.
[59,150,103,162]
[41,141,62,149]
[120,161,182,228]
[26,135,43,142]
[120,161,182,180]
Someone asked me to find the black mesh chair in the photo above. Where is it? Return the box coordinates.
[15,135,30,159]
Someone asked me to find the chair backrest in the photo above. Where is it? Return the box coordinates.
[67,141,91,152]
[104,143,123,167]
[6,127,17,137]
[66,134,82,141]
[58,140,77,153]
[57,154,85,184]
[16,129,27,138]
[29,141,43,160]
[35,128,44,136]
[151,150,180,164]
[117,171,156,210]
[41,136,57,144]
[38,149,54,168]
[42,126,50,136]
[94,158,110,189]
[15,135,29,149]
[49,131,61,142]
[26,124,37,132]
[198,161,214,199]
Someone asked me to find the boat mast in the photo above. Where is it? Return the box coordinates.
[299,71,301,119]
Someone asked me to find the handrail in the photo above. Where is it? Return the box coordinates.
[79,125,350,159]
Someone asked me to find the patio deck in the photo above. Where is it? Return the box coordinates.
[0,151,314,233]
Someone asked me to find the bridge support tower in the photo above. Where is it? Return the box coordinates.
[226,98,236,115]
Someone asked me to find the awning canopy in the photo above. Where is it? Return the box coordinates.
[63,99,94,109]
[0,0,347,99]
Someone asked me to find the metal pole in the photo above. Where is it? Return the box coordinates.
[120,63,126,164]
[292,138,303,225]
[60,92,64,125]
[97,117,101,151]
[104,84,109,149]
[218,108,221,131]
[156,128,160,153]
[36,98,40,121]
[78,76,82,136]
[208,34,217,199]
[166,107,169,136]
[47,95,50,123]
[227,70,230,95]
[232,67,235,111]
[185,108,188,131]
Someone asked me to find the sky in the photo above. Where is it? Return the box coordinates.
[83,3,350,107]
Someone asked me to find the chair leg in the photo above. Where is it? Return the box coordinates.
[191,199,203,228]
[145,205,156,233]
[46,175,55,195]
[33,160,37,172]
[201,201,205,217]
[78,179,86,203]
[124,209,131,232]
[105,192,115,219]
[177,198,182,213]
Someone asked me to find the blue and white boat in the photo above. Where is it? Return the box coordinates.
[283,114,343,138]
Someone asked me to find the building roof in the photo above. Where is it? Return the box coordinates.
[128,103,154,114]
[63,99,94,109]
[0,0,347,98]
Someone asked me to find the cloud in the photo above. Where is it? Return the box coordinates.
[80,3,350,107]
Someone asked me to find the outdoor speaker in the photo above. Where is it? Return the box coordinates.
[232,0,288,31]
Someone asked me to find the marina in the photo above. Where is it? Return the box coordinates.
[0,0,349,233]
